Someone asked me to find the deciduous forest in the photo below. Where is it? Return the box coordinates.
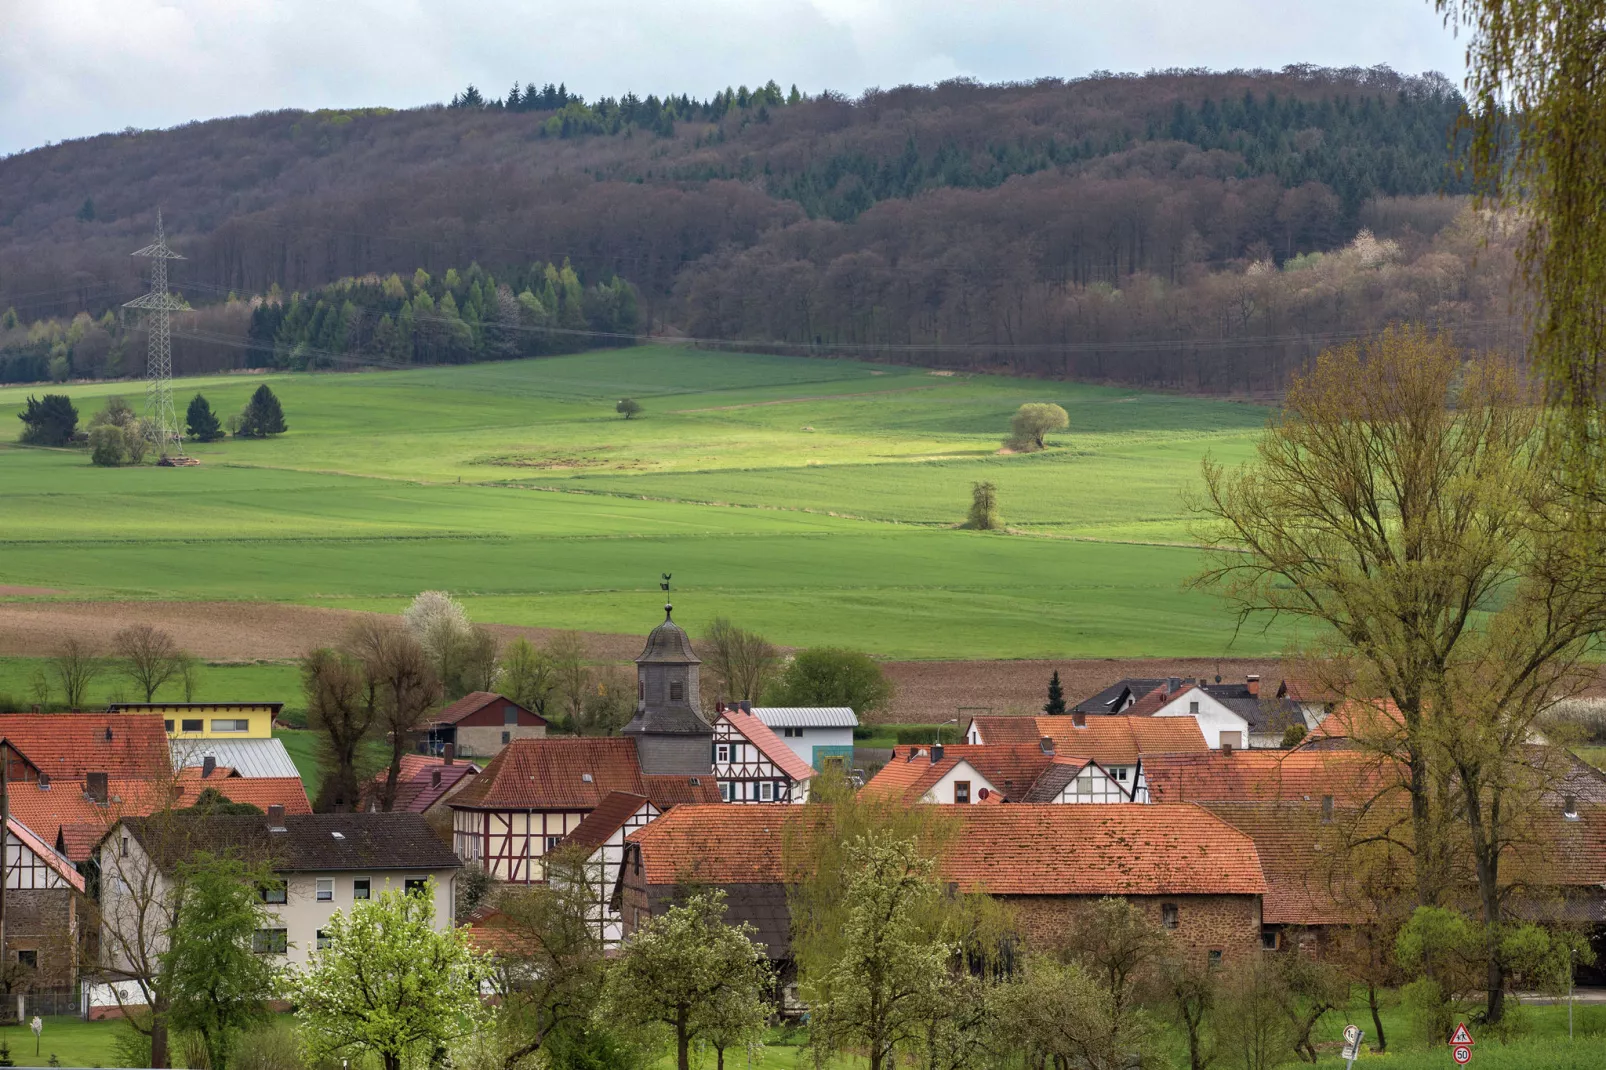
[0,65,1525,391]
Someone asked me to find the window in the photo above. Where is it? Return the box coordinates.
[1188,700,1199,714]
[181,719,203,732]
[164,720,174,733]
[715,743,731,763]
[211,719,249,733]
[1074,773,1093,797]
[504,705,518,725]
[261,882,287,905]
[1261,930,1280,951]
[719,781,733,802]
[404,878,428,897]
[252,929,288,954]
[15,950,36,970]
[669,681,684,702]
[1208,949,1223,970]
[545,835,562,851]
[784,727,803,738]
[352,878,371,900]
[954,780,971,805]
[759,781,775,802]
[501,731,511,745]
[316,878,333,902]
[1161,903,1179,930]
[316,930,332,951]
[1114,767,1129,781]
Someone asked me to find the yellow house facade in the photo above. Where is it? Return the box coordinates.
[109,703,280,740]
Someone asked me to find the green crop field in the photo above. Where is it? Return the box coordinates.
[0,347,1287,660]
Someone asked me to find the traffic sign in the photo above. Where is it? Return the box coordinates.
[1451,1023,1473,1046]
[1340,1024,1363,1066]
[1452,1044,1471,1064]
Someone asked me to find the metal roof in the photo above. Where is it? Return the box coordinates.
[168,737,300,779]
[750,707,858,728]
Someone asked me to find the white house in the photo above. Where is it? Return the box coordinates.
[552,792,660,949]
[748,706,857,771]
[713,709,815,803]
[98,809,461,969]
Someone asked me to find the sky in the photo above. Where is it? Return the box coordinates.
[0,0,1469,157]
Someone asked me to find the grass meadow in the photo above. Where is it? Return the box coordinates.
[0,348,1285,661]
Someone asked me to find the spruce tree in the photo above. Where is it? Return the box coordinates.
[238,384,287,437]
[185,394,223,442]
[1043,670,1067,715]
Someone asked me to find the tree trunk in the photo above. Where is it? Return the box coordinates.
[383,1053,402,1070]
[677,1010,690,1070]
[717,1046,725,1070]
[150,999,170,1069]
[1368,981,1386,1052]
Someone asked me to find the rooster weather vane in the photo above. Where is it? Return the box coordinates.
[660,573,672,593]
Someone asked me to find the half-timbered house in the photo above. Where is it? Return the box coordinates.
[551,791,659,948]
[712,708,815,803]
[4,817,85,989]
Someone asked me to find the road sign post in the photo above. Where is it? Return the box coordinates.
[1450,1021,1474,1064]
[1341,1024,1363,1068]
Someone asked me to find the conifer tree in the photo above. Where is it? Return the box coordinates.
[185,394,223,442]
[238,384,287,437]
[1043,670,1066,715]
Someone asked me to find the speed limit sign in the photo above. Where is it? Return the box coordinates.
[1452,1044,1472,1064]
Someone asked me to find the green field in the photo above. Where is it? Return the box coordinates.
[0,348,1285,660]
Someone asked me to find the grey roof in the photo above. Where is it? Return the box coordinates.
[122,812,461,873]
[1196,683,1302,733]
[168,737,300,779]
[647,882,792,961]
[635,605,699,664]
[751,707,858,728]
[1071,679,1165,714]
[1019,759,1094,803]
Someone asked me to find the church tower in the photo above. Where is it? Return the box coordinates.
[623,602,713,776]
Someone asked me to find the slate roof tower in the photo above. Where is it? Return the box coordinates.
[623,603,714,775]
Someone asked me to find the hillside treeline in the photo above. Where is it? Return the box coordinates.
[0,66,1514,391]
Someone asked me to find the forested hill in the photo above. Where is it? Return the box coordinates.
[1,66,1517,392]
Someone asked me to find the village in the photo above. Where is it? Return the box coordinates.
[0,593,1598,1069]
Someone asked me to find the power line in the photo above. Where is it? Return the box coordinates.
[125,212,190,463]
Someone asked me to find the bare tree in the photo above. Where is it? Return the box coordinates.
[114,624,185,703]
[301,648,380,812]
[347,619,443,812]
[547,632,592,732]
[577,665,635,737]
[50,636,104,709]
[700,618,780,706]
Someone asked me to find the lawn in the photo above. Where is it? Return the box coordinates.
[0,657,302,713]
[0,348,1283,660]
[0,1014,124,1068]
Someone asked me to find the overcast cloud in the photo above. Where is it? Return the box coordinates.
[0,0,1468,157]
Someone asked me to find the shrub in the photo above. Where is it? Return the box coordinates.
[965,480,1001,530]
[1006,402,1068,452]
[17,393,78,446]
[615,397,642,419]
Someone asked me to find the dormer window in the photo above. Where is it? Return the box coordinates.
[669,681,684,702]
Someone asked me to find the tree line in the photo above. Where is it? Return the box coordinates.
[450,77,795,139]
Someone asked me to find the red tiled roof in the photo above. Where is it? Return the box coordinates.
[628,804,1266,897]
[365,755,480,813]
[966,717,1209,765]
[1310,700,1405,740]
[0,712,171,779]
[10,774,312,861]
[446,737,719,811]
[430,692,546,727]
[720,711,815,782]
[178,765,238,780]
[563,792,653,850]
[863,744,1057,803]
[1201,802,1392,925]
[1142,751,1405,806]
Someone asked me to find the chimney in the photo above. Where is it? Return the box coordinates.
[1321,795,1334,823]
[1564,795,1579,819]
[267,804,287,831]
[86,772,108,805]
[740,700,752,713]
[443,742,454,766]
[715,702,726,713]
[931,743,944,764]
[1167,676,1181,694]
[1221,741,1234,756]
[432,769,442,788]
[1247,674,1261,698]
[202,756,216,779]
[1039,736,1055,755]
[1072,712,1087,728]
[104,726,114,742]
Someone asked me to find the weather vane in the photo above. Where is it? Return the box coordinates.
[660,573,672,593]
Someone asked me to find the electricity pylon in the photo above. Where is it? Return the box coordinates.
[125,211,188,462]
